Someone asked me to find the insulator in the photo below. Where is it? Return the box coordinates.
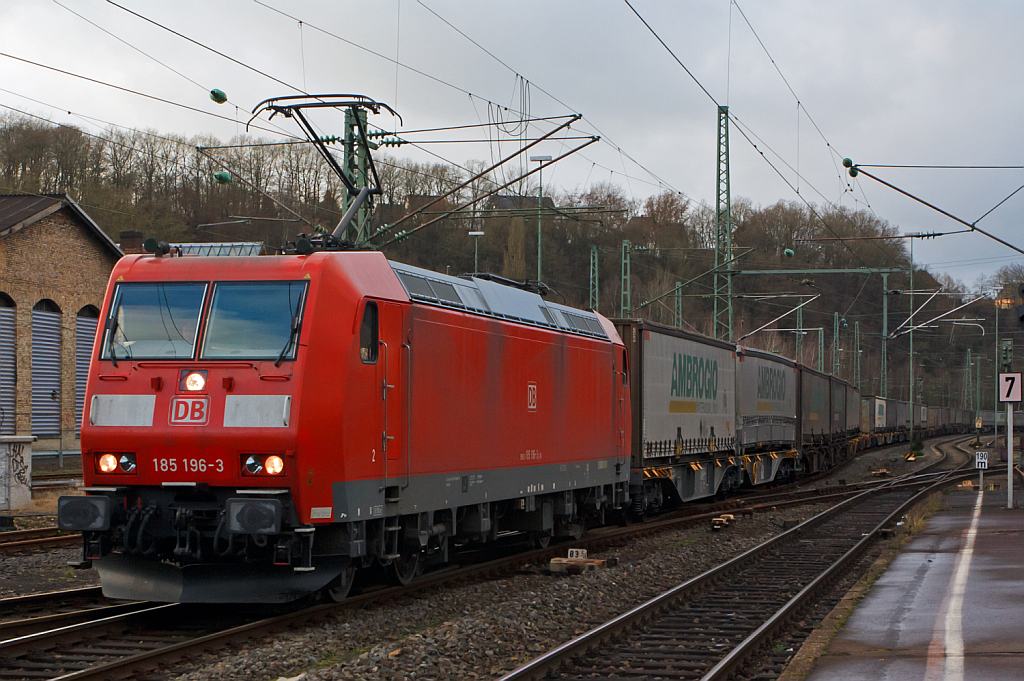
[209,88,228,104]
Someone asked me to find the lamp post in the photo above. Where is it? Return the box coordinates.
[530,154,552,282]
[468,230,484,273]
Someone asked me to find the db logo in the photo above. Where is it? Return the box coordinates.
[170,397,209,425]
[527,382,538,412]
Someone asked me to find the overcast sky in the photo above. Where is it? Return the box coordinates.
[1,0,1021,284]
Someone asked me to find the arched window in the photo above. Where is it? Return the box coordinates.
[33,299,61,313]
[31,299,62,437]
[0,293,14,435]
[75,306,100,436]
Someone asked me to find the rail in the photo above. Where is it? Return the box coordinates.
[499,438,975,680]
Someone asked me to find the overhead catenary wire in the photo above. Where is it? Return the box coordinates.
[621,0,928,321]
[0,91,341,223]
[414,0,687,197]
[256,0,687,200]
[379,137,599,248]
[0,51,301,141]
[849,165,1024,258]
[103,1,547,206]
[857,164,1024,170]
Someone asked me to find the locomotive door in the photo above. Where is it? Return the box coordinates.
[377,301,409,486]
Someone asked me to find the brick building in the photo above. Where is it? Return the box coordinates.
[0,194,122,452]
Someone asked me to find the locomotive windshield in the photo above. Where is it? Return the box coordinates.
[101,283,207,360]
[201,281,308,360]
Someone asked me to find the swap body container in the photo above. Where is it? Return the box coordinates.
[799,367,831,442]
[844,383,861,434]
[829,378,846,437]
[615,320,736,465]
[735,348,798,452]
[891,399,910,430]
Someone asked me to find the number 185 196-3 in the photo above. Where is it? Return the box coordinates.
[153,457,225,473]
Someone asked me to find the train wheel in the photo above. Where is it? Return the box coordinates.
[531,531,552,549]
[389,548,421,586]
[325,564,357,602]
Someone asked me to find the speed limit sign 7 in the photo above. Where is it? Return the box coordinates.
[999,372,1022,403]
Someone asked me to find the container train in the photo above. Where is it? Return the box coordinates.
[58,250,972,603]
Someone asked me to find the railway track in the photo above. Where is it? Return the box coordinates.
[0,437,968,680]
[30,472,83,490]
[500,438,978,681]
[0,589,148,642]
[0,528,79,554]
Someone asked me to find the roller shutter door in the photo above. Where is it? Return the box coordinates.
[75,316,97,436]
[0,308,14,435]
[31,310,62,437]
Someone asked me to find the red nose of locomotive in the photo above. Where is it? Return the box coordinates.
[58,264,326,602]
[80,363,296,487]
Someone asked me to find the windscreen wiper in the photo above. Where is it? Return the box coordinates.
[275,314,302,367]
[106,316,120,367]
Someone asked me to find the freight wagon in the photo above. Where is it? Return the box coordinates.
[616,320,744,508]
[797,367,834,473]
[735,347,799,485]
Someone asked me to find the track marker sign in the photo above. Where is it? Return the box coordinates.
[999,373,1022,403]
[975,451,989,470]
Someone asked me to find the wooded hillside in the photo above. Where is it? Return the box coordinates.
[1,112,1012,409]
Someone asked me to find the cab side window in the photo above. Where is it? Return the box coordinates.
[360,301,379,363]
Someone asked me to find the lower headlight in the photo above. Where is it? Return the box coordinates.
[57,496,113,531]
[97,453,118,474]
[264,455,284,475]
[225,498,282,535]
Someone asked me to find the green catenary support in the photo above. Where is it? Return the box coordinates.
[620,240,632,318]
[674,281,683,328]
[341,108,372,243]
[854,320,861,391]
[589,245,599,311]
[833,311,840,377]
[881,272,889,398]
[712,105,734,341]
[817,328,824,372]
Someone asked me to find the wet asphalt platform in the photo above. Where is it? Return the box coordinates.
[806,470,1024,681]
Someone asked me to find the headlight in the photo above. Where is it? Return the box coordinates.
[97,452,136,474]
[264,455,284,475]
[179,369,208,392]
[58,496,112,531]
[225,498,282,534]
[97,453,118,473]
[242,454,286,476]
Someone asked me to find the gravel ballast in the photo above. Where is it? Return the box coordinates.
[171,503,832,681]
[0,547,98,597]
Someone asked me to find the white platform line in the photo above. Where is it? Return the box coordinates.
[929,491,983,675]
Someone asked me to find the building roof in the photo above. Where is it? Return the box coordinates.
[0,193,123,258]
[171,242,265,257]
[487,194,556,211]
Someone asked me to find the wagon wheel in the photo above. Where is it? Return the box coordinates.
[531,531,552,549]
[325,563,357,602]
[389,546,421,586]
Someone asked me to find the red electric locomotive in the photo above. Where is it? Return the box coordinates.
[59,250,630,602]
